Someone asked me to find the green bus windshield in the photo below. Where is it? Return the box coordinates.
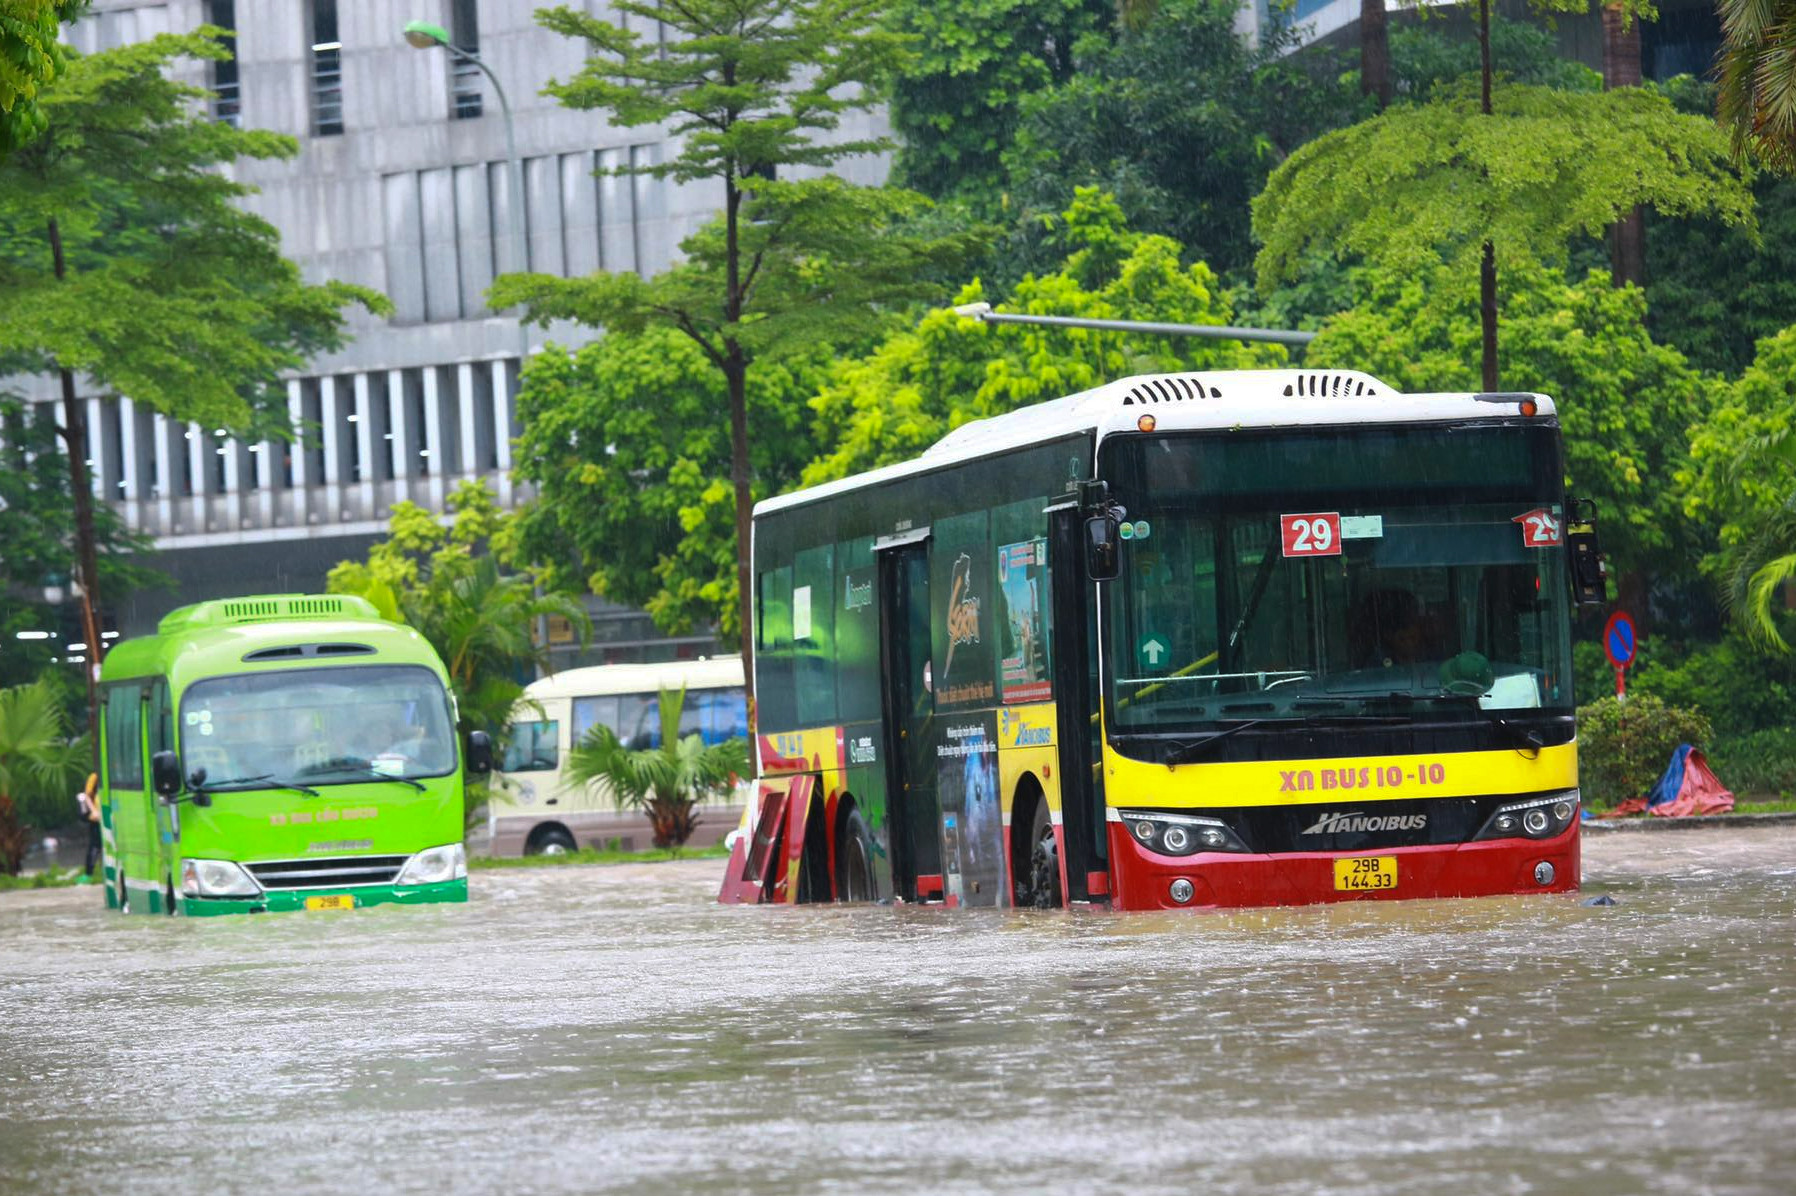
[1099,422,1573,736]
[179,664,457,788]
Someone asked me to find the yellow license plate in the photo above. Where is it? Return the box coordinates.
[1334,856,1397,892]
[304,894,356,911]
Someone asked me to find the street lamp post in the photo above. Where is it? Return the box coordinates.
[402,19,528,349]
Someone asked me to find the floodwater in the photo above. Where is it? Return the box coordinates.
[3,829,1793,1195]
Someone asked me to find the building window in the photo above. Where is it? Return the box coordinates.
[450,0,482,119]
[310,0,343,136]
[207,0,240,127]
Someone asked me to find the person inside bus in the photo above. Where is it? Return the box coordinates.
[1351,588,1433,669]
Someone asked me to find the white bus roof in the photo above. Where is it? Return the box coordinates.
[520,657,744,703]
[757,369,1554,518]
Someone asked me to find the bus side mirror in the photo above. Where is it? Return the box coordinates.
[1566,497,1606,607]
[466,731,494,776]
[151,751,182,799]
[1085,513,1120,581]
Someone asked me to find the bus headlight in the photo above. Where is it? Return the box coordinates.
[180,858,260,898]
[395,843,467,886]
[1472,791,1579,842]
[1118,811,1250,855]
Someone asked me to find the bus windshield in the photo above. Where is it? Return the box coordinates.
[180,664,457,787]
[1100,423,1573,738]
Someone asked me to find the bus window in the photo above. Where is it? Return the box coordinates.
[104,685,144,788]
[693,687,749,744]
[571,695,619,746]
[615,691,659,749]
[502,720,558,772]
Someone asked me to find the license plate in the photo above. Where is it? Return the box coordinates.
[304,894,355,911]
[1334,856,1397,892]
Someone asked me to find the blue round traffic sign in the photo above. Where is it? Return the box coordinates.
[1602,611,1637,669]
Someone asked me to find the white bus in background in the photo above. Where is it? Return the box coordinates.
[488,658,749,856]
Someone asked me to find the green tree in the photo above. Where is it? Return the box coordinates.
[1718,0,1796,173]
[1000,0,1355,281]
[1253,83,1753,390]
[0,677,83,874]
[0,33,385,754]
[805,189,1278,483]
[565,686,749,849]
[511,330,835,643]
[883,0,1113,204]
[1306,259,1710,598]
[0,0,80,156]
[493,2,982,702]
[0,397,161,693]
[1682,326,1796,650]
[1385,15,1600,101]
[327,481,590,742]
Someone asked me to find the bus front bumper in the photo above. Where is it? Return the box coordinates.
[1105,823,1579,911]
[178,877,468,917]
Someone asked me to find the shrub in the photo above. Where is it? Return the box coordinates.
[1706,728,1796,797]
[1627,634,1796,734]
[1576,693,1712,807]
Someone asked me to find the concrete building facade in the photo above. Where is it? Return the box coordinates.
[10,0,884,664]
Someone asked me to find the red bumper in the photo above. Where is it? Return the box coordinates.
[1105,822,1581,911]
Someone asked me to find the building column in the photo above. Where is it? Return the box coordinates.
[387,368,411,504]
[286,379,309,529]
[353,371,376,519]
[421,366,445,511]
[491,359,514,506]
[456,362,478,482]
[85,397,105,498]
[186,422,207,533]
[320,375,343,523]
[152,413,173,534]
[221,431,243,531]
[117,397,140,528]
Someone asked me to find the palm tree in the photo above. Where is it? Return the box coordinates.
[1723,429,1796,651]
[1718,0,1796,173]
[0,678,83,874]
[566,687,749,849]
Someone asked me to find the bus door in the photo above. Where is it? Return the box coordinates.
[1049,506,1107,903]
[876,532,940,902]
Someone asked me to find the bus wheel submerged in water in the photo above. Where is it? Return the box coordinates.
[526,825,577,856]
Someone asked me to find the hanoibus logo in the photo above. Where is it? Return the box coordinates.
[1300,811,1428,835]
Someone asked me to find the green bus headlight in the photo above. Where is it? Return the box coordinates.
[180,858,260,898]
[395,843,467,886]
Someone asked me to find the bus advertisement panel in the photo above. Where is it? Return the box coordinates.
[98,594,483,916]
[721,369,1602,911]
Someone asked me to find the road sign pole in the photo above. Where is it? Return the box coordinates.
[1615,664,1626,703]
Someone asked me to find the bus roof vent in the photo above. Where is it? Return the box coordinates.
[243,642,376,662]
[221,598,282,620]
[1282,372,1382,398]
[1120,376,1214,405]
[158,593,384,635]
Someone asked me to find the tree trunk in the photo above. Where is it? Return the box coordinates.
[1476,0,1499,391]
[1601,4,1646,287]
[722,171,756,717]
[48,217,104,773]
[1361,0,1392,109]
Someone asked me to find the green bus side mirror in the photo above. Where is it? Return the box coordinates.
[1085,513,1120,581]
[466,730,494,776]
[151,751,182,799]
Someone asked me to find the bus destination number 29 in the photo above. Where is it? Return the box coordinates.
[1282,512,1342,558]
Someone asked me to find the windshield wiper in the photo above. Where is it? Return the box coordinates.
[1162,720,1270,764]
[300,762,428,791]
[194,773,321,798]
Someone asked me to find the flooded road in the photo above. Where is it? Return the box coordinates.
[3,827,1793,1195]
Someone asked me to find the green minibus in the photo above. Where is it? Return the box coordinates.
[98,593,491,916]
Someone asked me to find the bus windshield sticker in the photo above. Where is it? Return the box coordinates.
[1340,515,1384,540]
[1512,508,1562,548]
[997,538,1051,703]
[1280,512,1342,557]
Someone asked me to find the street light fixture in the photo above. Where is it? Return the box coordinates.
[402,19,528,337]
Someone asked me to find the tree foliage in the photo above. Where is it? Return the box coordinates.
[0,677,84,872]
[0,32,387,434]
[883,0,1112,204]
[1681,326,1796,651]
[1306,259,1710,582]
[511,329,837,641]
[804,189,1278,483]
[565,687,749,849]
[327,481,590,741]
[999,0,1354,281]
[0,0,81,156]
[1254,83,1753,290]
[1717,0,1796,173]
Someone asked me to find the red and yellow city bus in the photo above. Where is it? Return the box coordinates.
[719,370,1605,910]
